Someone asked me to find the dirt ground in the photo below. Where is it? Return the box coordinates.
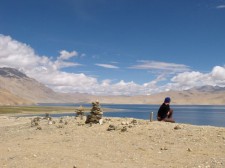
[0,115,225,168]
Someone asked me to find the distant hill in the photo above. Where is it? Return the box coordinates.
[0,67,225,105]
[96,86,225,105]
[0,67,92,105]
[189,85,225,93]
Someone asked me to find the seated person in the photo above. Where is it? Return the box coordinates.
[157,97,175,123]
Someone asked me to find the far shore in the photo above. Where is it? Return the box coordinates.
[0,105,124,116]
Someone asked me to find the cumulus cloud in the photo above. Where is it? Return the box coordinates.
[211,66,225,80]
[130,60,190,74]
[170,71,210,90]
[95,63,119,69]
[94,80,146,95]
[0,34,97,93]
[167,66,225,91]
[0,35,40,69]
[58,50,78,60]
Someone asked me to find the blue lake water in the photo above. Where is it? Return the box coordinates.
[36,104,225,127]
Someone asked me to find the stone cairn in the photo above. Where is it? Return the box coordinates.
[85,101,103,124]
[75,105,84,120]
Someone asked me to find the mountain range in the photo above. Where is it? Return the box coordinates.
[0,67,225,105]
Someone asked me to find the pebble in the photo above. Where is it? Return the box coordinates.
[107,124,116,131]
[160,147,168,150]
[36,126,42,130]
[187,148,192,152]
[174,125,182,130]
[121,126,128,132]
[121,121,128,125]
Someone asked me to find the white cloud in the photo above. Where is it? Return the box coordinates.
[130,60,190,74]
[58,50,78,60]
[170,71,209,90]
[211,66,225,80]
[0,35,40,69]
[0,34,97,93]
[95,80,146,95]
[95,63,119,69]
[56,50,81,69]
[167,66,225,91]
[54,60,81,69]
[1,34,225,96]
[216,5,225,9]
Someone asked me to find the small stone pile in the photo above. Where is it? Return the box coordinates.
[85,101,103,124]
[31,117,41,127]
[75,105,84,120]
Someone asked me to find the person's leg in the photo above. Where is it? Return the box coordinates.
[162,109,175,122]
[157,117,162,121]
[163,118,175,123]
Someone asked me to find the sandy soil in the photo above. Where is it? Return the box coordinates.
[0,115,225,168]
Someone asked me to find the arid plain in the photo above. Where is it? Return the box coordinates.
[0,115,225,168]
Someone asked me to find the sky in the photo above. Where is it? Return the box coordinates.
[0,0,225,96]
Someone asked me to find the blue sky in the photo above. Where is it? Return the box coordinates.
[0,0,225,95]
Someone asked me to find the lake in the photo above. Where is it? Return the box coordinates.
[37,104,225,127]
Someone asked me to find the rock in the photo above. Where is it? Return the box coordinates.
[107,124,117,131]
[31,117,41,127]
[187,148,192,152]
[121,126,128,132]
[174,125,182,130]
[105,118,111,121]
[160,147,168,150]
[75,105,84,120]
[44,113,51,120]
[36,126,42,130]
[121,121,129,125]
[59,118,63,123]
[131,119,138,125]
[78,122,84,126]
[99,119,103,125]
[57,125,64,128]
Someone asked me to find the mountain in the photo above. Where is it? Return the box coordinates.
[96,88,225,105]
[0,67,92,105]
[189,85,225,93]
[0,67,225,105]
[96,86,225,105]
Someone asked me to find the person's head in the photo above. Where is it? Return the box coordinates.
[164,97,171,104]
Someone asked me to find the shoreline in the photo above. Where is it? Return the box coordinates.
[0,106,123,117]
[1,105,225,128]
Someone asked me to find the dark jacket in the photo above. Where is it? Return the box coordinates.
[157,103,170,119]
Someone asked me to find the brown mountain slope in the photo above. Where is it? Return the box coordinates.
[0,76,93,105]
[95,89,225,105]
[0,88,33,105]
[0,67,92,105]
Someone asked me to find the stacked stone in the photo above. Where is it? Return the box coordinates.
[85,101,103,124]
[75,105,84,120]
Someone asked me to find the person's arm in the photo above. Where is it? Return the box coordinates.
[166,105,170,116]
